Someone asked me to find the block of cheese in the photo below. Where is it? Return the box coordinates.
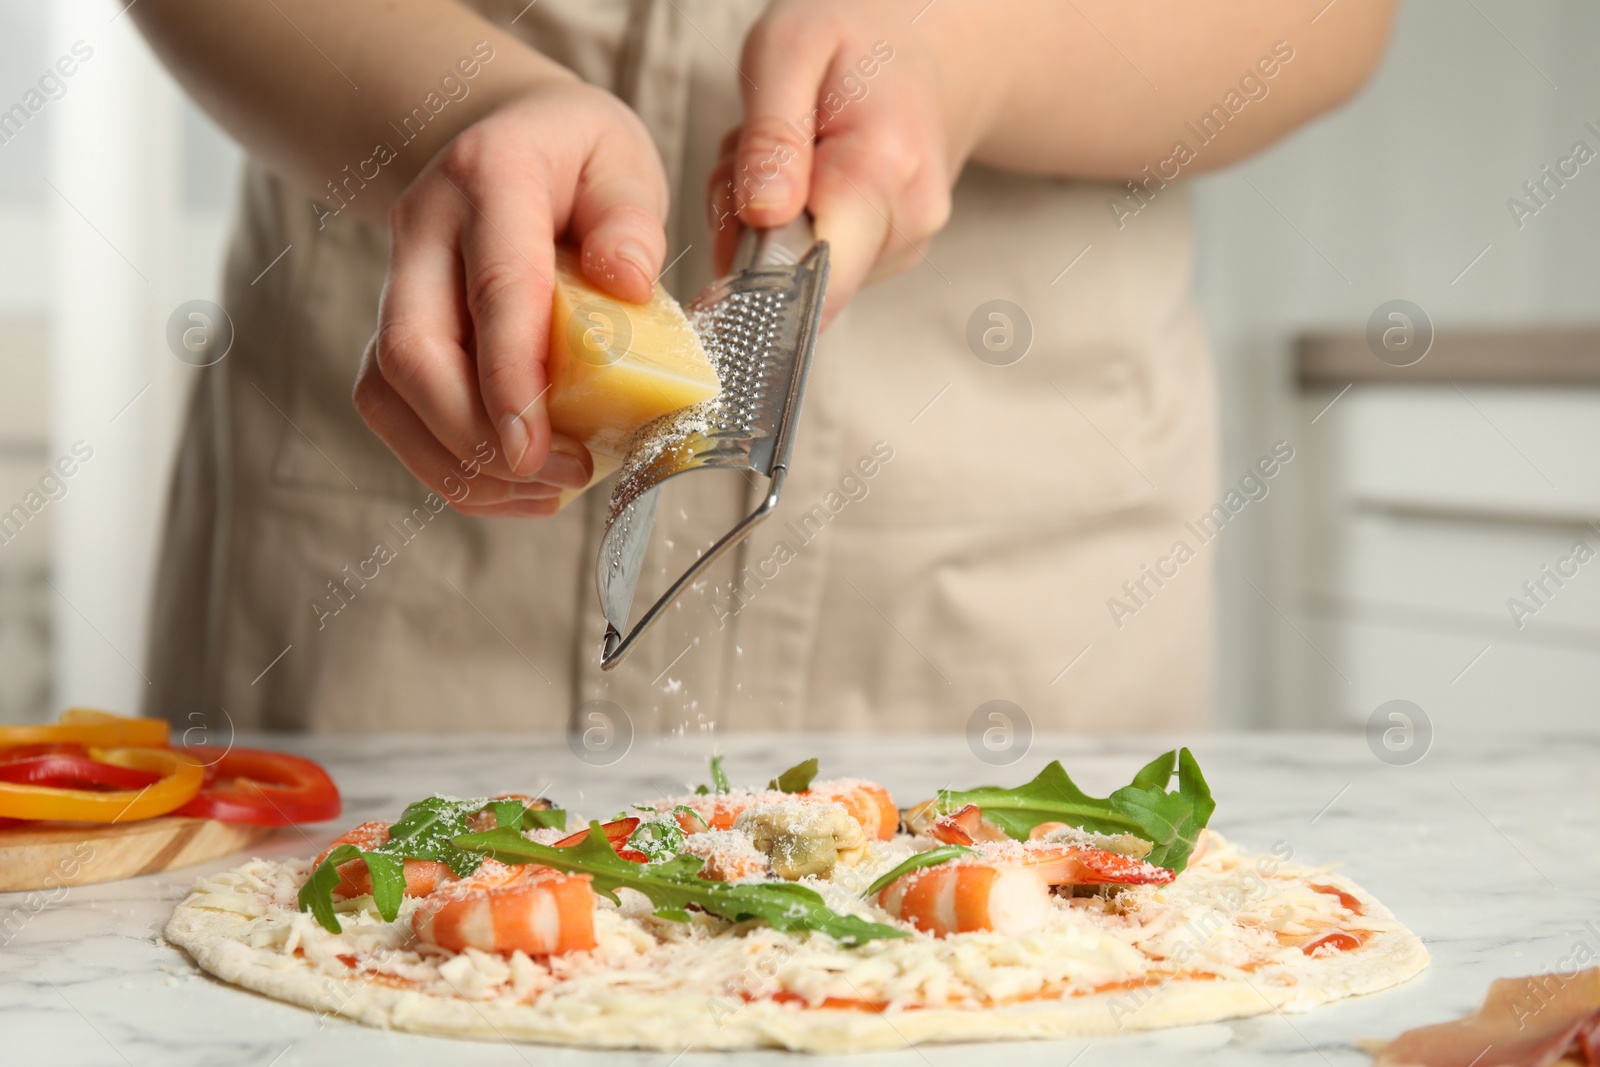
[545,246,721,506]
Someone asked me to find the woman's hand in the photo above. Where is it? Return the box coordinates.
[354,78,670,517]
[709,0,1396,326]
[708,1,1010,324]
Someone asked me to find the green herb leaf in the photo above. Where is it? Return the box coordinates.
[861,845,976,899]
[769,757,819,794]
[673,804,708,829]
[1110,748,1215,872]
[382,796,486,877]
[298,844,361,933]
[938,748,1215,872]
[693,755,731,795]
[488,799,566,833]
[362,851,407,919]
[625,819,685,862]
[456,821,907,947]
[298,795,538,933]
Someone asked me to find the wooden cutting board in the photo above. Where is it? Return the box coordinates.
[0,817,273,892]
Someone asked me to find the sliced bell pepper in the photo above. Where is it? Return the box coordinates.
[554,816,648,862]
[0,752,163,792]
[0,742,91,763]
[0,747,203,822]
[0,709,168,751]
[173,748,341,826]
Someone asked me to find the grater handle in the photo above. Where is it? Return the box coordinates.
[731,215,818,273]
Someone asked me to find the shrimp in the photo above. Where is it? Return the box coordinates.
[878,861,1052,937]
[925,803,1012,846]
[668,796,753,833]
[665,779,899,842]
[411,861,597,957]
[318,821,456,900]
[807,780,899,842]
[320,795,561,900]
[877,841,1175,938]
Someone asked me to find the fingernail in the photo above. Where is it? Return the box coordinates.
[615,242,654,290]
[536,437,592,490]
[747,175,791,213]
[498,414,530,475]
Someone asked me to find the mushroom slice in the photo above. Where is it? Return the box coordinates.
[734,801,867,880]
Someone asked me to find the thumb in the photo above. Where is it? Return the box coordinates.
[567,134,669,304]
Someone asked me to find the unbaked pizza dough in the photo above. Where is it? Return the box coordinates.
[165,833,1427,1052]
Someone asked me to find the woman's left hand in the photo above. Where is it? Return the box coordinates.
[707,1,1009,324]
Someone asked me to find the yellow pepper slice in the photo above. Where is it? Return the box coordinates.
[0,708,169,750]
[0,747,203,822]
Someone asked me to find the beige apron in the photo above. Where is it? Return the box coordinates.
[144,0,1217,735]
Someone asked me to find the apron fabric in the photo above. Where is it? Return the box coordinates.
[143,0,1218,735]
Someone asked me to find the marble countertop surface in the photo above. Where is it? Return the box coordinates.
[5,730,1597,1066]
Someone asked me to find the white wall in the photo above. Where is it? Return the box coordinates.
[0,0,238,723]
[1193,0,1600,730]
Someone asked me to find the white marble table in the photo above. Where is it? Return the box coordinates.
[4,731,1596,1066]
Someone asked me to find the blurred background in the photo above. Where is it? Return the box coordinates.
[1,0,1596,731]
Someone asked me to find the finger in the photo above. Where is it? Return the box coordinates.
[569,128,670,304]
[354,354,566,506]
[376,183,512,474]
[734,16,838,227]
[807,145,892,326]
[704,143,744,276]
[452,498,563,519]
[457,163,559,479]
[536,433,595,491]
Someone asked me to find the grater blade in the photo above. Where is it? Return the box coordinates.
[596,216,829,670]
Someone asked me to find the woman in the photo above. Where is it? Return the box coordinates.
[131,0,1395,734]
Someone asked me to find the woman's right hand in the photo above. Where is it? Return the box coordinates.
[353,77,669,518]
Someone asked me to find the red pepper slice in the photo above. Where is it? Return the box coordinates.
[172,747,342,826]
[0,753,163,792]
[554,817,648,862]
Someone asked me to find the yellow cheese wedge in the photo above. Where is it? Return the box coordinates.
[545,246,721,506]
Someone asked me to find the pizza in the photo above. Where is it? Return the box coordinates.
[164,749,1428,1052]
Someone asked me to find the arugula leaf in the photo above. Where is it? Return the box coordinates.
[383,796,487,878]
[298,795,526,933]
[456,821,907,947]
[298,843,362,933]
[693,754,731,796]
[861,845,976,899]
[626,819,685,862]
[769,757,819,794]
[1112,748,1215,871]
[938,748,1215,873]
[487,798,566,833]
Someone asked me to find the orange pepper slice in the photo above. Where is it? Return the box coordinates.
[0,708,169,751]
[0,747,203,822]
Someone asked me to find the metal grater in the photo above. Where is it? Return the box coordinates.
[597,216,829,670]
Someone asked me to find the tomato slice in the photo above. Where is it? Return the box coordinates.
[0,753,163,792]
[173,748,341,826]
